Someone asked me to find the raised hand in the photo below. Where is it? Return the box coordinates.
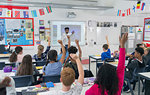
[75,39,79,45]
[70,54,79,61]
[119,33,128,48]
[58,40,63,45]
[67,35,70,39]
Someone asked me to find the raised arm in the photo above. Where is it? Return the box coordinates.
[44,36,51,54]
[70,54,84,85]
[106,36,110,49]
[47,36,50,46]
[117,33,128,94]
[67,35,71,49]
[75,39,82,59]
[58,40,66,64]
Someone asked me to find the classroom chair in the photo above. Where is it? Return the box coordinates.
[124,67,145,95]
[12,75,33,88]
[43,75,61,83]
[0,62,5,70]
[33,61,47,66]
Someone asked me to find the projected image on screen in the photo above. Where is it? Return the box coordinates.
[61,25,81,41]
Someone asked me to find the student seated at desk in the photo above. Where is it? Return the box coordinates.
[57,35,70,61]
[124,47,145,92]
[64,39,82,79]
[143,48,150,71]
[85,33,128,95]
[143,48,150,95]
[43,40,66,76]
[0,76,16,95]
[33,37,51,62]
[113,45,120,59]
[48,54,84,95]
[9,46,23,64]
[16,54,39,76]
[101,36,111,62]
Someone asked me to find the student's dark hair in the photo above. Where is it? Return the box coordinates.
[68,46,78,54]
[136,44,142,48]
[135,47,144,56]
[16,54,33,76]
[44,50,58,71]
[65,27,69,30]
[103,44,108,50]
[95,64,118,95]
[9,46,23,62]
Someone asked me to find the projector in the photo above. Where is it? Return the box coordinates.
[67,12,76,18]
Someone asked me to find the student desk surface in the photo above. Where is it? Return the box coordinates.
[138,72,150,95]
[16,79,93,95]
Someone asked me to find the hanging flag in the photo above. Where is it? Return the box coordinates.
[141,2,145,11]
[46,6,52,13]
[39,9,45,16]
[133,5,136,12]
[122,11,125,17]
[137,1,141,9]
[127,8,131,16]
[23,11,29,18]
[6,10,11,17]
[0,8,2,16]
[14,11,20,18]
[117,10,121,16]
[31,10,37,17]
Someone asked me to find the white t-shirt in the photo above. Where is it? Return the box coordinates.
[62,33,75,45]
[47,82,82,95]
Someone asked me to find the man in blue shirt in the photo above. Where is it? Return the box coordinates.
[101,36,111,61]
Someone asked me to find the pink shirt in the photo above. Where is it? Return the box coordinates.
[17,54,24,63]
[86,48,126,95]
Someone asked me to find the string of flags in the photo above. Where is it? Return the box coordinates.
[0,6,52,18]
[117,1,145,17]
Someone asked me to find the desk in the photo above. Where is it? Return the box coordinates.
[89,55,101,75]
[138,72,150,95]
[0,70,15,77]
[16,79,93,95]
[36,66,43,70]
[0,54,10,59]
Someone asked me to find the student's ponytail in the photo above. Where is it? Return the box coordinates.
[9,46,23,62]
[9,51,17,62]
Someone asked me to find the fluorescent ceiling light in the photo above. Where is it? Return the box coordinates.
[72,6,100,10]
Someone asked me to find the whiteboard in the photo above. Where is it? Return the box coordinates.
[51,21,85,46]
[96,23,121,45]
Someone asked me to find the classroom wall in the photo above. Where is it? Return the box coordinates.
[13,7,146,58]
[9,0,150,58]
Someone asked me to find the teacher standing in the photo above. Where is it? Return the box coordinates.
[62,27,75,48]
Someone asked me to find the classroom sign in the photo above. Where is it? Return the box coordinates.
[0,18,34,46]
[144,18,150,42]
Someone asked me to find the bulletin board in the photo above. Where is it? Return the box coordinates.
[0,18,34,46]
[143,18,150,42]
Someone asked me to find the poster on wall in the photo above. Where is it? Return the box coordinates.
[0,18,34,46]
[144,18,150,41]
[0,19,5,44]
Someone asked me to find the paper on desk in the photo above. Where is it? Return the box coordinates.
[128,40,134,48]
[38,90,57,95]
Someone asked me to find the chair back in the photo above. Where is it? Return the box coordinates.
[43,75,60,83]
[35,61,46,66]
[0,62,5,70]
[12,75,33,88]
